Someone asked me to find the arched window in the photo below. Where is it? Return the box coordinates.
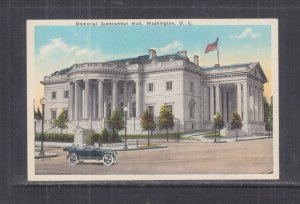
[132,101,136,117]
[189,98,196,119]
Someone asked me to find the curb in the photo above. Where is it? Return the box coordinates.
[35,153,58,159]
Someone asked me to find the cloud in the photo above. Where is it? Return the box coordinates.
[39,38,100,58]
[158,41,183,54]
[230,28,260,39]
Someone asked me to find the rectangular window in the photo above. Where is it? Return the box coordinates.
[190,81,194,93]
[108,89,112,95]
[132,107,136,117]
[133,86,136,94]
[51,110,57,120]
[120,87,124,94]
[148,83,154,92]
[51,91,57,99]
[63,109,68,119]
[147,105,154,115]
[167,105,173,114]
[64,90,69,99]
[166,81,172,90]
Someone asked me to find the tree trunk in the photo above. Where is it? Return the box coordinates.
[214,126,217,143]
[60,128,62,135]
[236,129,238,141]
[147,130,150,146]
[167,128,169,142]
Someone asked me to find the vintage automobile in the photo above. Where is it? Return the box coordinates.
[63,145,118,166]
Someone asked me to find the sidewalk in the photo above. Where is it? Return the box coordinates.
[34,141,167,151]
[184,134,272,143]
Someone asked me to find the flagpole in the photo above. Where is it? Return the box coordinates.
[217,37,220,65]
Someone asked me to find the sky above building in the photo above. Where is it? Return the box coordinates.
[34,24,272,109]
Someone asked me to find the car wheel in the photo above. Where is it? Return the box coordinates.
[103,154,114,166]
[69,153,78,165]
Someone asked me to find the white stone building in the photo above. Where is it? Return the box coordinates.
[39,49,267,136]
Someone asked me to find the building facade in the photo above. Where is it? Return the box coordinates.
[40,49,267,136]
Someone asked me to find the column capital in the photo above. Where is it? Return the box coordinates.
[97,78,104,82]
[112,79,119,83]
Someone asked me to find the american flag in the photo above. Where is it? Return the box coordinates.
[205,38,218,54]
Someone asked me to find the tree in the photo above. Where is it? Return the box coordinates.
[214,112,224,142]
[87,132,101,145]
[52,110,68,134]
[158,104,174,142]
[100,128,110,142]
[140,109,156,146]
[265,99,273,137]
[230,111,243,141]
[107,109,124,141]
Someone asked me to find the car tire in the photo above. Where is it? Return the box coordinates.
[103,154,114,166]
[68,153,78,165]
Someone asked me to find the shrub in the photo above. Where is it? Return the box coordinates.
[35,133,74,142]
[87,132,101,145]
[100,128,110,142]
[110,129,119,142]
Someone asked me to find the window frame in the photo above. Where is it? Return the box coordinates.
[64,90,69,99]
[50,109,57,120]
[166,81,173,91]
[51,91,57,100]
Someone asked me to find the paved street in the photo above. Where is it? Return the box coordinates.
[35,138,273,175]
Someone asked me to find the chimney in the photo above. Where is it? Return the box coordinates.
[194,55,199,66]
[148,48,157,59]
[176,50,187,58]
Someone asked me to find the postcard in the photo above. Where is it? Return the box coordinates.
[27,19,278,181]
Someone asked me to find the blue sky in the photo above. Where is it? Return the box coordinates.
[33,24,272,107]
[35,25,271,62]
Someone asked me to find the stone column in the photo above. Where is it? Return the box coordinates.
[249,84,254,121]
[209,86,214,122]
[84,79,90,119]
[243,82,248,122]
[254,86,257,122]
[127,82,132,117]
[228,90,232,120]
[136,79,141,117]
[203,86,208,121]
[236,83,242,116]
[222,89,227,122]
[69,82,74,120]
[112,79,118,112]
[92,84,97,119]
[215,85,220,113]
[103,86,107,118]
[98,79,104,119]
[74,81,79,121]
[261,88,264,122]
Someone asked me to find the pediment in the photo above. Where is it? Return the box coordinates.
[248,63,268,83]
